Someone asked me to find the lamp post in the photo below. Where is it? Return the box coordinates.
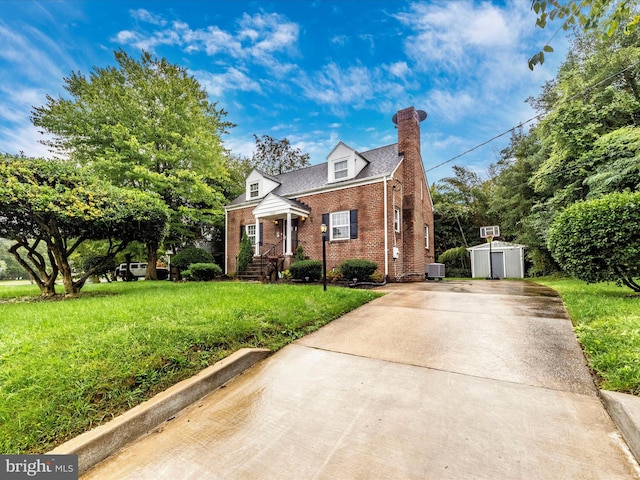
[321,223,327,291]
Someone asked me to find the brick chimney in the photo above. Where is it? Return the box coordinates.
[395,106,430,276]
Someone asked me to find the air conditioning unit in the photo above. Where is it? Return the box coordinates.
[425,263,445,280]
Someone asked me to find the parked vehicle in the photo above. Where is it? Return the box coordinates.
[115,262,169,281]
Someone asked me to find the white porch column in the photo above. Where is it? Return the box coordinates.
[254,217,260,256]
[285,212,292,255]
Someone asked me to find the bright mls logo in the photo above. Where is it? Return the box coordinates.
[1,455,77,479]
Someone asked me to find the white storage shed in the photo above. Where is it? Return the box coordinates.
[467,241,526,279]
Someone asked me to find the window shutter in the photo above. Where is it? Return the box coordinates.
[350,209,358,239]
[259,223,263,245]
[322,213,329,227]
[240,225,244,241]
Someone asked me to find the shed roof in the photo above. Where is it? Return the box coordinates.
[466,241,526,251]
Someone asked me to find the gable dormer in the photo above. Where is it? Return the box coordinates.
[245,169,280,201]
[326,141,369,183]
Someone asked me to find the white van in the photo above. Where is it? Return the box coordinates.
[115,262,148,280]
[115,262,169,280]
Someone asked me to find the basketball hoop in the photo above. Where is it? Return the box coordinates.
[480,226,501,280]
[480,226,500,239]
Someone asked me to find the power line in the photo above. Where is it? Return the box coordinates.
[426,58,640,174]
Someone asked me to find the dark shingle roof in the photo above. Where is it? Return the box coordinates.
[228,143,400,206]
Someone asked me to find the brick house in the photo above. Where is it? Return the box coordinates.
[224,106,435,281]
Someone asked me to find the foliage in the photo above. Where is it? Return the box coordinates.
[182,263,222,281]
[31,49,234,277]
[79,253,116,280]
[431,166,495,257]
[237,233,254,273]
[171,246,214,271]
[0,155,169,296]
[547,191,640,291]
[289,259,322,281]
[0,238,29,279]
[583,126,640,197]
[0,280,380,453]
[438,247,471,278]
[537,277,640,394]
[528,0,640,69]
[252,134,310,175]
[295,244,305,262]
[338,259,378,282]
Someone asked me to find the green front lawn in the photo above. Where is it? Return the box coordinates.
[0,281,381,454]
[536,277,640,394]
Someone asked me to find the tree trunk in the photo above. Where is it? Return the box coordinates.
[146,242,158,280]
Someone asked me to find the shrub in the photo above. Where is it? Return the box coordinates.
[172,247,214,271]
[295,244,305,262]
[289,259,322,281]
[438,246,471,278]
[182,263,222,281]
[547,191,640,292]
[237,233,254,273]
[339,259,378,282]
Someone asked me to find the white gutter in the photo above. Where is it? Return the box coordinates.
[383,176,389,277]
[224,208,228,275]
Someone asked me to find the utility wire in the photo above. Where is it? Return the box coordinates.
[426,58,640,174]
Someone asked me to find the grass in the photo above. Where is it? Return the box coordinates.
[535,277,640,395]
[0,280,381,454]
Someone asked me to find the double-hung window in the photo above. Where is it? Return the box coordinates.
[334,160,348,180]
[249,182,259,198]
[330,211,350,240]
[425,225,430,249]
[245,224,257,245]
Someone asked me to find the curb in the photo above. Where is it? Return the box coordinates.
[49,347,271,475]
[601,390,640,463]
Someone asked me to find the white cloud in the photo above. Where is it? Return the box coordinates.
[130,9,167,27]
[395,1,530,73]
[113,10,299,77]
[194,67,261,98]
[386,61,410,78]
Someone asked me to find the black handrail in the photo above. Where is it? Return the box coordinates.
[259,243,283,276]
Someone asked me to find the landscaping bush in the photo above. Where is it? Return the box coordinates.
[289,259,322,281]
[237,233,254,273]
[438,247,471,278]
[295,244,305,262]
[172,247,214,271]
[339,259,378,282]
[547,191,640,292]
[182,263,222,281]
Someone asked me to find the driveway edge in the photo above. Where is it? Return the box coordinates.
[601,390,640,463]
[49,347,271,475]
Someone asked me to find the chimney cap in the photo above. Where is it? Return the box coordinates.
[392,109,427,125]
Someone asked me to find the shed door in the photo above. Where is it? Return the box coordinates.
[491,252,505,279]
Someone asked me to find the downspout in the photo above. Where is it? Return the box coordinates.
[383,176,389,279]
[224,208,228,275]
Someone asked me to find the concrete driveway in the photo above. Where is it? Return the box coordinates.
[83,280,640,479]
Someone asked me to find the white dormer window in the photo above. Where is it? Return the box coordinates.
[334,159,348,180]
[326,142,369,183]
[249,182,259,198]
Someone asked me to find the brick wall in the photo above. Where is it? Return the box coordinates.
[225,106,436,279]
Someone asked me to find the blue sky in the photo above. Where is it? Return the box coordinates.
[0,0,569,185]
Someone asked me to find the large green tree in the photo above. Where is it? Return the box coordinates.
[432,166,495,257]
[31,50,233,279]
[0,155,169,296]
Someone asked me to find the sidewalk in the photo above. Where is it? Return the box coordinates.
[81,280,640,479]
